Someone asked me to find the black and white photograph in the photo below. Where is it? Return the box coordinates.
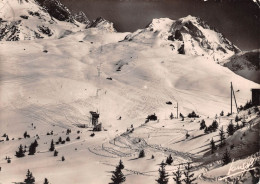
[0,0,259,183]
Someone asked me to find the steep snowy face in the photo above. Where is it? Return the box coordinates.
[223,49,260,83]
[124,18,174,44]
[0,0,84,41]
[124,16,240,61]
[170,15,240,61]
[73,11,90,24]
[86,17,117,32]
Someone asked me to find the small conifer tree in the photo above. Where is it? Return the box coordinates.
[139,150,145,158]
[28,142,36,155]
[43,178,49,184]
[16,144,25,157]
[170,113,174,120]
[49,139,55,152]
[24,169,35,184]
[219,126,225,147]
[118,160,124,170]
[227,121,235,136]
[200,120,206,130]
[54,150,58,157]
[173,165,182,184]
[66,137,70,142]
[212,120,218,132]
[222,149,231,166]
[220,110,224,116]
[210,138,216,154]
[156,161,169,184]
[110,160,126,184]
[182,163,196,184]
[166,154,173,165]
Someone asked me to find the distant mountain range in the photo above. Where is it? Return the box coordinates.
[0,0,258,83]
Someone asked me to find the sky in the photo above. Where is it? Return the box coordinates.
[60,0,259,51]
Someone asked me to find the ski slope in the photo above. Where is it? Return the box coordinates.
[0,24,259,183]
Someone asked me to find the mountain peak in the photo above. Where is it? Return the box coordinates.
[86,17,117,32]
[73,11,90,24]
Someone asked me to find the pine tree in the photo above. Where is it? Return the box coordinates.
[235,115,239,122]
[139,150,145,158]
[173,165,182,184]
[110,161,126,184]
[219,126,225,147]
[222,149,231,166]
[220,110,224,116]
[200,120,206,130]
[6,135,9,141]
[170,113,174,120]
[16,144,25,157]
[54,150,58,157]
[66,137,70,142]
[227,121,235,136]
[62,156,65,161]
[118,160,124,170]
[156,161,169,184]
[24,169,35,184]
[58,137,62,143]
[166,154,173,165]
[180,113,184,121]
[28,142,36,155]
[33,140,38,147]
[210,138,216,154]
[43,178,49,184]
[24,131,28,138]
[49,139,55,152]
[182,163,196,184]
[204,126,208,134]
[212,120,218,132]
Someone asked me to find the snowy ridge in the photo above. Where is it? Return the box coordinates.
[0,0,85,41]
[124,15,241,61]
[222,49,260,84]
[86,17,117,32]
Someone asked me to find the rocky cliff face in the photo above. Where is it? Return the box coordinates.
[73,11,90,24]
[86,17,117,32]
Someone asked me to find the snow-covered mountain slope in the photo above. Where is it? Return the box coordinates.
[124,16,240,61]
[86,17,117,32]
[0,0,85,41]
[222,49,260,84]
[0,29,259,184]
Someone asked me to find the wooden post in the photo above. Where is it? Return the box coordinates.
[177,102,178,119]
[232,84,239,113]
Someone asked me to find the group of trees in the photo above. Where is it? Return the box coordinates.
[200,120,219,133]
[16,145,26,158]
[227,120,242,137]
[187,111,199,118]
[24,169,50,184]
[156,162,196,184]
